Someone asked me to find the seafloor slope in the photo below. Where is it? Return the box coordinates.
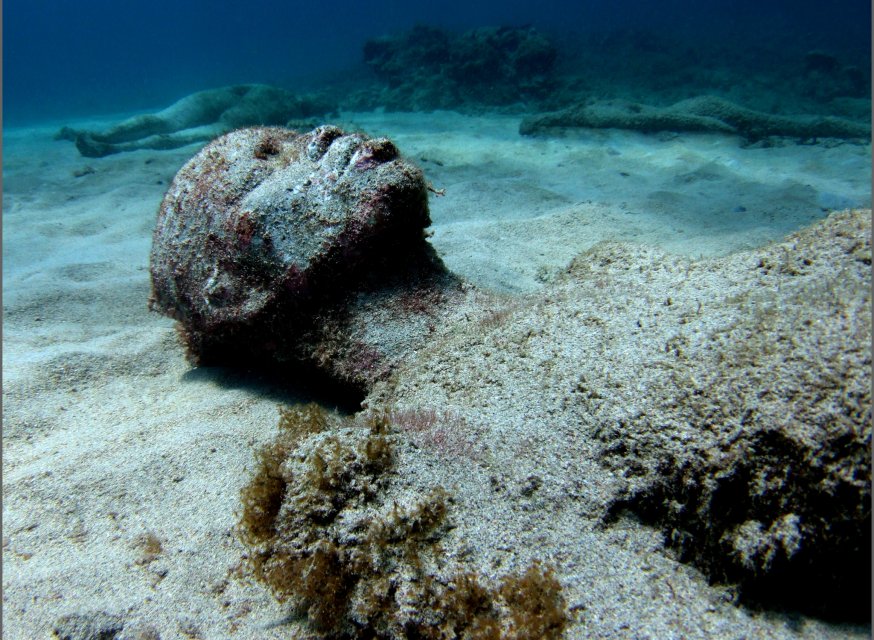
[2,111,870,639]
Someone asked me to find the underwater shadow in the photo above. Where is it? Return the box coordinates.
[181,360,365,415]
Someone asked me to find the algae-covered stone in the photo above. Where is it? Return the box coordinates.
[359,25,557,110]
[149,125,437,385]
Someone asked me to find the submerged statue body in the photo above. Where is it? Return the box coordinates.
[56,84,334,157]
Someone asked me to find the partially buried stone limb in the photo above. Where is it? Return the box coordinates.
[149,125,457,394]
[519,95,872,141]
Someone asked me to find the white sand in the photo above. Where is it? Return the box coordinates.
[2,111,870,639]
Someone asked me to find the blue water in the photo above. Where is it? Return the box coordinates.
[3,0,871,126]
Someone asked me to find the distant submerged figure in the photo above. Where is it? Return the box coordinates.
[55,84,334,157]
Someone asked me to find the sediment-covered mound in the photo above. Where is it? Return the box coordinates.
[372,209,871,622]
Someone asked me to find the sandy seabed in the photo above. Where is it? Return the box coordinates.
[2,110,871,639]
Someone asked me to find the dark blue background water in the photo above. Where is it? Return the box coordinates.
[4,0,871,126]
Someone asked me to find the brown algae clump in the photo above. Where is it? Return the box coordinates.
[238,406,569,638]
